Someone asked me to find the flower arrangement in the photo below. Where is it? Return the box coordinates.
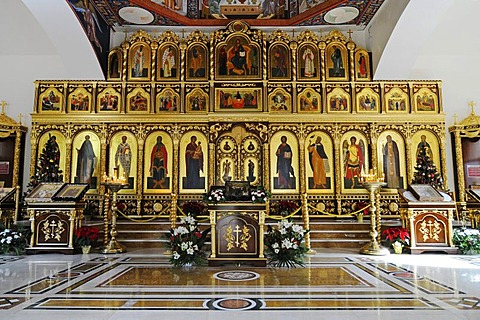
[272,200,299,216]
[205,188,226,204]
[74,225,100,248]
[264,219,309,268]
[452,227,480,255]
[250,186,270,203]
[167,214,208,267]
[381,227,410,252]
[0,226,29,255]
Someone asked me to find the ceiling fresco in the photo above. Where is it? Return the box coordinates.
[87,0,387,28]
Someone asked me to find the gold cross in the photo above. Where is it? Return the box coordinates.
[18,113,23,125]
[347,29,353,40]
[468,100,476,114]
[291,29,296,38]
[181,29,186,38]
[453,114,458,124]
[0,100,7,114]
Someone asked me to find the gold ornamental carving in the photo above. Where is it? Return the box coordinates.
[41,219,65,241]
[419,219,442,242]
[223,224,252,251]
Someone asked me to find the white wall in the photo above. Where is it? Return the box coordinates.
[0,0,104,187]
[374,0,480,190]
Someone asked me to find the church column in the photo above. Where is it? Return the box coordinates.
[29,125,40,178]
[208,142,216,188]
[13,129,23,187]
[263,142,270,191]
[333,125,343,213]
[439,129,449,188]
[347,40,356,81]
[136,126,146,215]
[453,130,465,203]
[404,124,413,183]
[298,127,307,194]
[64,137,72,183]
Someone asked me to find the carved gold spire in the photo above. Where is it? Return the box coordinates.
[468,100,476,115]
[1,100,7,114]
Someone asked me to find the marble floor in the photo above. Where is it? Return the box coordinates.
[1,248,479,319]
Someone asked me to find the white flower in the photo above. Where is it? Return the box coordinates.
[186,248,194,255]
[292,224,303,233]
[281,238,293,249]
[173,251,180,259]
[271,242,279,249]
[181,242,188,250]
[193,245,198,250]
[274,248,279,254]
[279,228,287,235]
[293,243,298,249]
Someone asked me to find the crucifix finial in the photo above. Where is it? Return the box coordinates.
[291,29,296,38]
[0,100,7,114]
[18,113,23,125]
[181,29,186,39]
[468,100,476,115]
[347,29,353,40]
[453,114,458,125]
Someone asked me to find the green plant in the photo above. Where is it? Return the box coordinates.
[264,219,309,268]
[453,227,480,254]
[381,227,410,250]
[167,215,209,267]
[0,226,30,255]
[74,225,100,248]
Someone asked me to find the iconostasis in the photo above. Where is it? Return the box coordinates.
[30,21,447,219]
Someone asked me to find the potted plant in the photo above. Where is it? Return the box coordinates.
[381,227,410,253]
[167,214,209,267]
[452,227,480,255]
[250,186,270,203]
[264,219,309,268]
[0,225,30,255]
[205,188,226,204]
[74,225,100,254]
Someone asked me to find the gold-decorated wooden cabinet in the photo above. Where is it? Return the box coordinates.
[0,103,27,224]
[208,203,267,266]
[449,107,480,227]
[399,190,457,254]
[25,183,85,254]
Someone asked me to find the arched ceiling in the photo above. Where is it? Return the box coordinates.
[82,0,387,29]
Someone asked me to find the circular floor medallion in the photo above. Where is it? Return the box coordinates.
[213,270,260,281]
[206,297,264,311]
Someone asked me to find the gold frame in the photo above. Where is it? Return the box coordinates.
[215,87,262,112]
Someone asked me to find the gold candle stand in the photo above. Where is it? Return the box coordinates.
[101,181,128,254]
[360,181,390,255]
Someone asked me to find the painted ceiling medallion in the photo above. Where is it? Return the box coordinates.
[324,6,360,24]
[119,6,154,25]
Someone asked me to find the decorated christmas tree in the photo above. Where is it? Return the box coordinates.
[26,134,64,192]
[412,145,445,191]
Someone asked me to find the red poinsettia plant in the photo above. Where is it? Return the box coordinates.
[74,226,100,247]
[381,227,410,248]
[273,200,299,216]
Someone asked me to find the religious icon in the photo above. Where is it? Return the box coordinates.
[270,44,289,79]
[187,44,207,79]
[161,45,177,78]
[131,44,148,78]
[69,88,90,112]
[75,133,98,189]
[307,136,329,189]
[40,89,62,111]
[98,90,119,111]
[274,135,295,189]
[299,45,316,78]
[149,136,169,189]
[343,136,366,189]
[156,88,179,112]
[184,135,205,189]
[382,134,402,189]
[129,91,148,111]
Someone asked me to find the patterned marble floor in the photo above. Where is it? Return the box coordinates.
[1,248,479,319]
